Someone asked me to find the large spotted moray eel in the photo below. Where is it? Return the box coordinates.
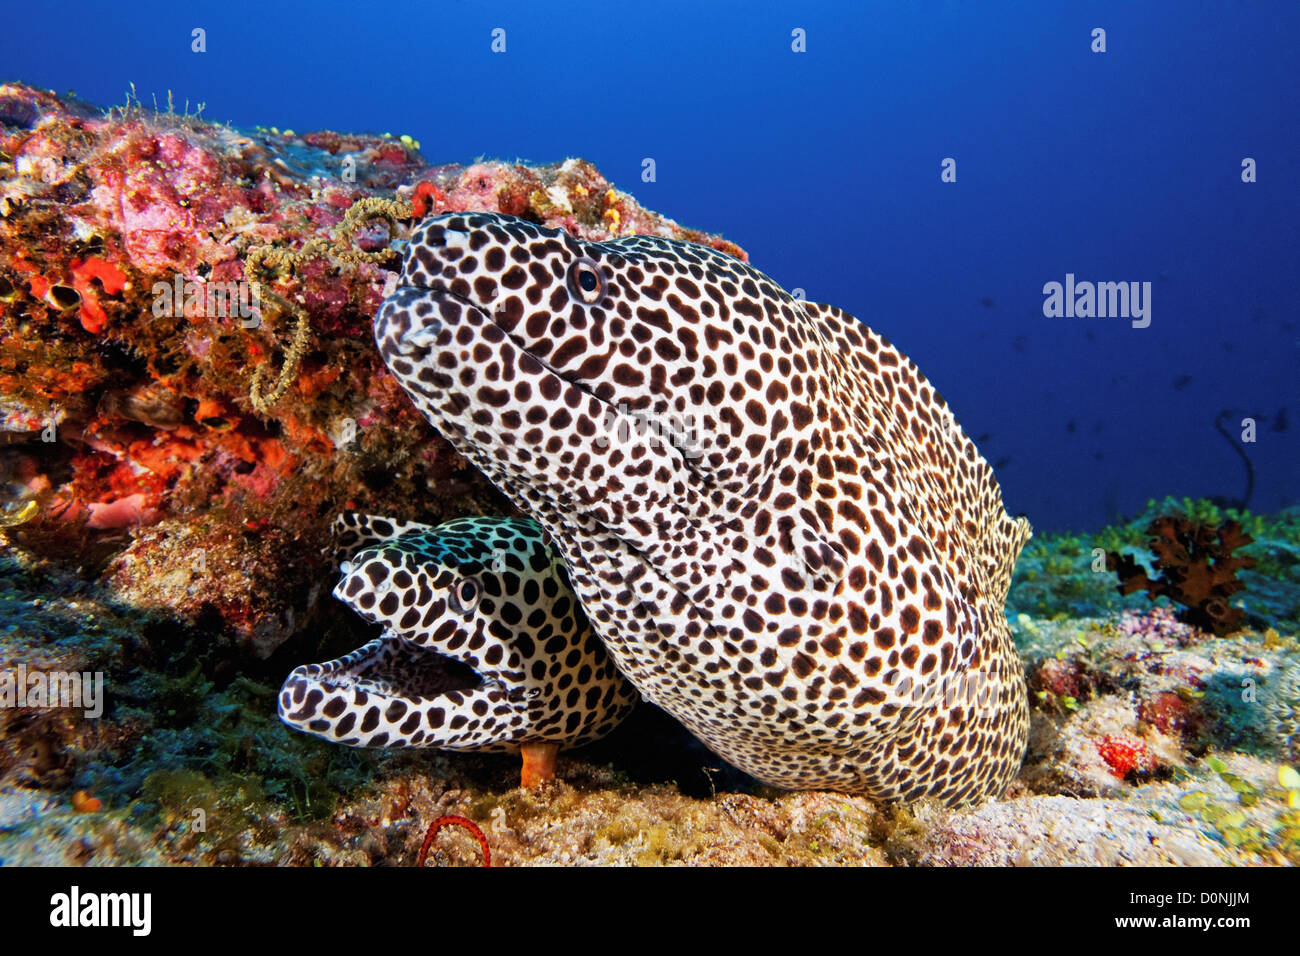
[373,212,1032,807]
[279,514,637,785]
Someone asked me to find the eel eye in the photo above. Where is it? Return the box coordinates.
[450,577,481,614]
[566,258,605,304]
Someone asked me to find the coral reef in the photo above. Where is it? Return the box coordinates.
[1009,497,1300,635]
[0,82,745,656]
[1,81,1297,866]
[1,497,1298,866]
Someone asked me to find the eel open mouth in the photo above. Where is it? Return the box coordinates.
[310,633,482,698]
[279,631,484,736]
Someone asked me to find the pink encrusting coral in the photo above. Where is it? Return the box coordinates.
[0,82,747,654]
[1116,605,1200,644]
[85,130,243,275]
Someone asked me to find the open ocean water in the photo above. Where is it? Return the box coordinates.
[4,0,1296,530]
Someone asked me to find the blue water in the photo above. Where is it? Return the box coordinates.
[4,0,1296,531]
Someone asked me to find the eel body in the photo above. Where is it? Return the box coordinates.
[373,212,1031,806]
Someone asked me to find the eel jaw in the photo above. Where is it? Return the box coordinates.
[291,632,481,699]
[278,633,520,751]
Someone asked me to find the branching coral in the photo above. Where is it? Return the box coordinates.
[246,287,313,415]
[244,197,415,414]
[1106,516,1257,636]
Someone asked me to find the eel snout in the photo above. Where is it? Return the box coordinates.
[375,286,447,361]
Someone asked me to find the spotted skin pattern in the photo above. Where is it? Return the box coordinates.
[278,514,637,753]
[374,212,1032,806]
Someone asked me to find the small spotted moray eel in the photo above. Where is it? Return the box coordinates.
[373,212,1032,807]
[279,514,637,785]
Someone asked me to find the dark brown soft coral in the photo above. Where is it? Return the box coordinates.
[1106,517,1257,636]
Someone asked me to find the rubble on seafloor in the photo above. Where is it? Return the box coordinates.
[2,486,1297,865]
[1,84,1298,866]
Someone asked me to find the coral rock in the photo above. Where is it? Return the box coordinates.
[0,82,743,654]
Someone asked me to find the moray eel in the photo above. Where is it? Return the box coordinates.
[374,212,1031,806]
[278,514,637,784]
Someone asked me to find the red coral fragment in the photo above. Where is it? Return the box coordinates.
[85,492,157,530]
[25,272,51,300]
[1138,691,1203,739]
[1096,733,1157,779]
[416,815,490,867]
[71,790,102,813]
[68,256,128,333]
[1030,656,1098,702]
[70,256,126,295]
[411,180,443,218]
[373,144,410,165]
[77,295,107,333]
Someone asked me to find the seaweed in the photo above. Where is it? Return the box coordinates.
[1106,515,1257,636]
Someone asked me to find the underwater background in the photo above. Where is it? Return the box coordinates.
[4,0,1296,531]
[0,1,1297,867]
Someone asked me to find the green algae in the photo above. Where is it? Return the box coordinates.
[109,672,382,822]
[1178,760,1300,863]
